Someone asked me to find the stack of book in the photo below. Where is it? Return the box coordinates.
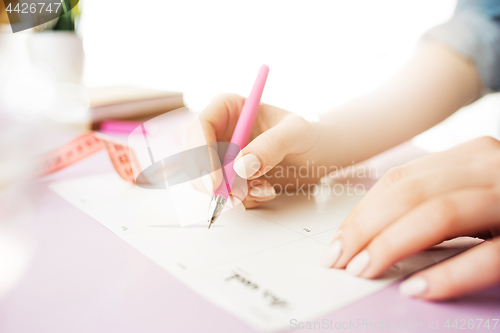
[87,86,184,128]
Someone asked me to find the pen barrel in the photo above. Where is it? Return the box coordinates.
[213,64,269,199]
[213,160,236,198]
[230,64,269,149]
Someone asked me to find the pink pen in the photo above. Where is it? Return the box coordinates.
[207,64,269,228]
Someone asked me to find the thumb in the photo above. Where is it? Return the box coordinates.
[233,115,317,179]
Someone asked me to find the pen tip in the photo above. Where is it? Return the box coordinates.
[208,221,212,229]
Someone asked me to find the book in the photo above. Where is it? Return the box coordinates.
[87,86,184,123]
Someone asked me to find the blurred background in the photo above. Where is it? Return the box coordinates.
[78,0,499,151]
[2,0,499,152]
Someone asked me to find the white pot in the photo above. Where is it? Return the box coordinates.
[28,32,84,84]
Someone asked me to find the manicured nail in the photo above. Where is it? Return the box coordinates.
[399,277,428,297]
[346,250,370,276]
[320,240,342,268]
[201,170,214,193]
[249,184,276,198]
[233,154,261,179]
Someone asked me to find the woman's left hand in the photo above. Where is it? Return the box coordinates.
[320,136,500,300]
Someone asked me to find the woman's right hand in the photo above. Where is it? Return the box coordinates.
[187,93,321,208]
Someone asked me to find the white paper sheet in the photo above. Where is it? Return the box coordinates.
[50,174,466,331]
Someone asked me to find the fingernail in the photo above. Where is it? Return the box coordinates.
[233,154,261,179]
[399,277,428,297]
[201,170,214,193]
[346,250,370,276]
[249,184,276,198]
[320,240,342,268]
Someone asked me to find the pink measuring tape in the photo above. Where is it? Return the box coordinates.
[38,132,141,184]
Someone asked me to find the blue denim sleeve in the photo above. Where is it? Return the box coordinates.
[421,0,500,93]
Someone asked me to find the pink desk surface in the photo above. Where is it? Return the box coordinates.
[0,144,499,333]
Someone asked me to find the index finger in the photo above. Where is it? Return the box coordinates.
[187,93,246,149]
[186,94,246,194]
